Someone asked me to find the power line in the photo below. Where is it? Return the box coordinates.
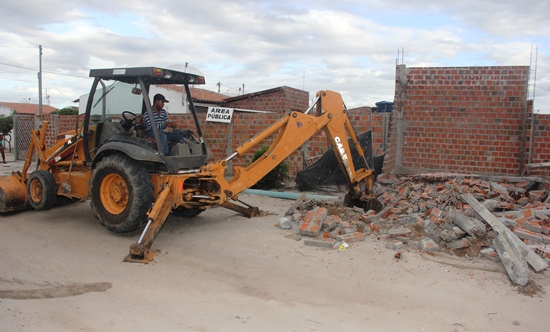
[0,62,35,72]
[0,45,36,48]
[42,57,82,103]
[0,61,87,79]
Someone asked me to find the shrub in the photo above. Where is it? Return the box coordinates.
[51,106,78,115]
[0,113,13,135]
[251,146,289,190]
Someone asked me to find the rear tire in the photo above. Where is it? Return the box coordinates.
[90,154,153,233]
[27,170,57,210]
[171,207,203,218]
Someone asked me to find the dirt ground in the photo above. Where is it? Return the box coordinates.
[0,155,549,331]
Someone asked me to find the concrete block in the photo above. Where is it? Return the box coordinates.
[322,215,339,230]
[517,197,529,206]
[439,229,459,242]
[482,199,498,212]
[419,238,440,252]
[513,227,543,244]
[304,237,337,248]
[493,233,529,286]
[480,248,501,263]
[398,216,418,225]
[298,198,317,211]
[452,226,467,238]
[541,234,550,245]
[446,238,471,250]
[285,193,306,216]
[498,217,517,228]
[385,239,403,250]
[393,235,409,244]
[424,219,437,231]
[446,207,486,238]
[523,220,543,234]
[532,245,550,260]
[388,227,411,237]
[337,232,365,243]
[529,190,546,203]
[330,226,344,239]
[541,224,550,235]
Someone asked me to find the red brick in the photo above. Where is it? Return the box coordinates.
[523,209,535,220]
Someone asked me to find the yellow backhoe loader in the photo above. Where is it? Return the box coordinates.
[0,66,382,263]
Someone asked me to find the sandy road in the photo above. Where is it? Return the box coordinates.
[0,191,549,331]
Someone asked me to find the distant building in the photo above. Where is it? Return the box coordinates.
[0,102,57,115]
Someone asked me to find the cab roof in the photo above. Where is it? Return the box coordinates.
[89,67,205,85]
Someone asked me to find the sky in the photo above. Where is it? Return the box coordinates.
[0,0,549,112]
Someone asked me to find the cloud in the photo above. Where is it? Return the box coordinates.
[0,0,547,111]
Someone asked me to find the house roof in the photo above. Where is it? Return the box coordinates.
[222,86,285,103]
[157,85,227,103]
[0,102,57,115]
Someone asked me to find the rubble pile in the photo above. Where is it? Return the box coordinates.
[283,172,550,285]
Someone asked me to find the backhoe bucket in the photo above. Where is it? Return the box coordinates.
[0,173,29,212]
[345,193,383,213]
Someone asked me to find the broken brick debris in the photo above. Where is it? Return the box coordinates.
[281,172,549,285]
[299,207,328,236]
[284,193,306,216]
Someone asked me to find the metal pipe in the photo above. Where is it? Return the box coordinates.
[226,152,239,161]
[242,189,340,201]
[137,219,153,244]
[304,97,319,114]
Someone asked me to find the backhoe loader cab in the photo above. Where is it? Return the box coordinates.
[83,66,209,174]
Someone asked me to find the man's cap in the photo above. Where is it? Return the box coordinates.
[153,93,169,103]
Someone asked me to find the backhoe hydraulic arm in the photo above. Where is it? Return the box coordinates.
[223,90,380,208]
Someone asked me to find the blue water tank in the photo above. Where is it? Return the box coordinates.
[375,101,393,113]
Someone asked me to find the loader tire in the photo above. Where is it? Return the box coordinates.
[171,207,203,218]
[27,170,57,211]
[90,154,153,233]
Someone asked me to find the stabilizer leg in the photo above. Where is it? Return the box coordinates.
[124,186,173,263]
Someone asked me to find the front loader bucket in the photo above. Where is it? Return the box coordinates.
[0,173,29,212]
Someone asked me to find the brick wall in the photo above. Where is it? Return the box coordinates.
[525,112,550,177]
[223,86,309,113]
[388,65,532,176]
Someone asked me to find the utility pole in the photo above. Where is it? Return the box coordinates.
[242,83,245,95]
[217,82,221,93]
[38,45,43,116]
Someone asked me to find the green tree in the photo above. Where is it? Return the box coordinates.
[51,106,78,115]
[250,145,289,190]
[0,114,14,135]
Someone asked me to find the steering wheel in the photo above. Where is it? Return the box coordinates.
[121,111,137,131]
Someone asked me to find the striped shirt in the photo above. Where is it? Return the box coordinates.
[144,108,171,131]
